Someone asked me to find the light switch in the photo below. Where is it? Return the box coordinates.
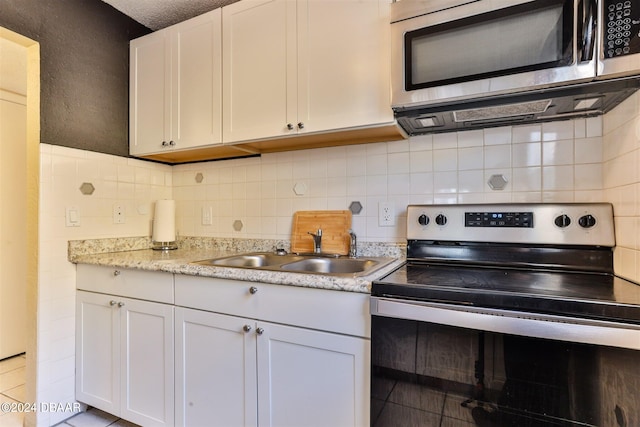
[66,207,80,227]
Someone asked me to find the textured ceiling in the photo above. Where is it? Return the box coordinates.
[100,0,240,30]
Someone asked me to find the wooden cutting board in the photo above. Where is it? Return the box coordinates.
[291,210,352,255]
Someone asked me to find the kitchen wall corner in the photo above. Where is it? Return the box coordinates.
[37,144,170,426]
[603,91,640,285]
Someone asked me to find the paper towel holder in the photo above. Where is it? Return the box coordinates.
[152,199,178,251]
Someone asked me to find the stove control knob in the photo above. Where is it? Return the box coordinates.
[554,214,571,228]
[578,214,597,228]
[435,214,448,226]
[418,214,429,226]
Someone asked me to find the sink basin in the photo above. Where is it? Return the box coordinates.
[191,252,395,277]
[194,252,302,268]
[280,258,379,274]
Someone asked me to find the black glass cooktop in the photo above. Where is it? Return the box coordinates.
[372,262,640,324]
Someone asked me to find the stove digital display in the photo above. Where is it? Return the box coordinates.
[465,211,533,227]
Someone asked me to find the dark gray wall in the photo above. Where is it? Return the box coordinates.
[0,0,150,157]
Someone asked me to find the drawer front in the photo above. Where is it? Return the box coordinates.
[77,264,174,304]
[175,274,370,338]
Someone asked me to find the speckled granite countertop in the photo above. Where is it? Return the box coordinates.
[69,237,405,294]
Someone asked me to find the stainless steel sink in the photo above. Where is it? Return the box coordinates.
[280,258,379,274]
[191,252,395,277]
[193,252,302,268]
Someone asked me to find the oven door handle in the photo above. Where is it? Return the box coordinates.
[371,297,640,351]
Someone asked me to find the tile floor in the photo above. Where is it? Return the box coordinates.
[0,354,26,427]
[0,354,138,427]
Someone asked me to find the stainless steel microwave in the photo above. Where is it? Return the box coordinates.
[391,0,640,134]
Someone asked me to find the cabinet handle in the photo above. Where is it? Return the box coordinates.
[297,122,304,129]
[243,325,252,333]
[169,140,175,146]
[162,141,168,146]
[286,123,294,130]
[256,327,264,335]
[110,300,117,306]
[249,286,258,295]
[117,302,125,308]
[113,270,121,276]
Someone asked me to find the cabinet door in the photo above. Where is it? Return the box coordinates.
[130,30,170,155]
[171,10,223,150]
[257,322,370,427]
[120,298,174,426]
[76,291,120,415]
[297,0,393,133]
[175,308,258,427]
[222,0,297,143]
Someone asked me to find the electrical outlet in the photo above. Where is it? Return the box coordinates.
[378,202,395,226]
[202,206,212,225]
[113,204,125,224]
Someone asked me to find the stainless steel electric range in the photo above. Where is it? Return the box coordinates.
[370,203,640,427]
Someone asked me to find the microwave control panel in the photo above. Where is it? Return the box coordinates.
[604,0,640,58]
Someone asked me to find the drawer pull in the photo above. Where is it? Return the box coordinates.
[256,327,264,335]
[113,270,121,276]
[118,302,125,308]
[110,300,117,306]
[249,286,258,295]
[243,325,252,333]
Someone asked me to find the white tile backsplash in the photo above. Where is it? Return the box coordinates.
[603,91,640,284]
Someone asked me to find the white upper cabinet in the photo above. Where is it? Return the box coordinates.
[297,0,393,132]
[222,0,294,142]
[130,10,222,156]
[222,0,393,143]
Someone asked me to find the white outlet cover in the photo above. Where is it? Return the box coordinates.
[378,202,395,226]
[113,204,125,224]
[202,206,213,225]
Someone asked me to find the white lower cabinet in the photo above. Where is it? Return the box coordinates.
[76,266,370,427]
[175,307,369,427]
[76,290,174,426]
[256,320,368,427]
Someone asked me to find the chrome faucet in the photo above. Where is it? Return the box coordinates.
[349,230,357,258]
[308,229,323,253]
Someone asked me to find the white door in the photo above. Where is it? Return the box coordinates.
[222,0,296,142]
[120,298,174,427]
[130,30,169,155]
[175,308,258,427]
[256,322,370,427]
[0,91,27,360]
[171,10,223,150]
[75,291,121,415]
[297,0,393,133]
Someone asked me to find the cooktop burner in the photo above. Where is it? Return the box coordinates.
[373,262,640,324]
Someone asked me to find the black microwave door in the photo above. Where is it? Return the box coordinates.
[405,0,575,91]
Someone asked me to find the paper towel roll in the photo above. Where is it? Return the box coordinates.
[152,199,176,243]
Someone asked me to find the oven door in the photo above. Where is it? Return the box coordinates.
[370,297,640,427]
[391,0,597,109]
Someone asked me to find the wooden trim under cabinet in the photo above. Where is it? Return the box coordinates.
[133,122,407,164]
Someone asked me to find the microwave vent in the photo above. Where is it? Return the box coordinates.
[453,99,552,122]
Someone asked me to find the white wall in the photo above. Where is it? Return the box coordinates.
[37,145,171,426]
[173,118,604,243]
[603,91,640,284]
